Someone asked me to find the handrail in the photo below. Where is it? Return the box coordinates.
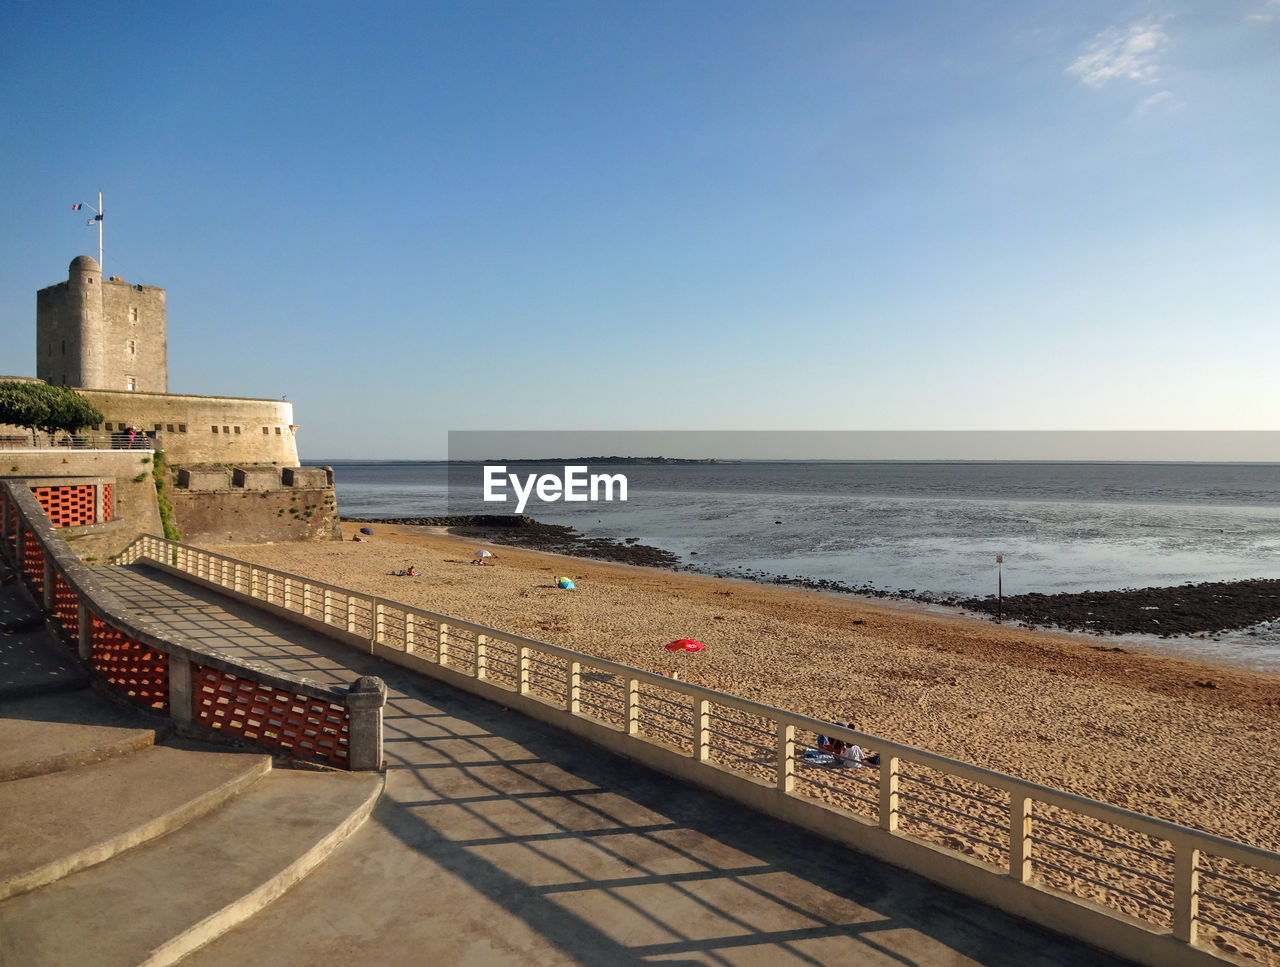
[0,481,384,771]
[118,530,1280,966]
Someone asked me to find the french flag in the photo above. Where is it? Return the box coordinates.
[71,203,83,210]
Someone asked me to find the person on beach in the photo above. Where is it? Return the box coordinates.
[830,740,876,770]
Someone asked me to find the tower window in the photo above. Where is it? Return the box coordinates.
[223,426,230,434]
[212,426,218,433]
[128,339,136,354]
[126,375,137,391]
[130,307,139,322]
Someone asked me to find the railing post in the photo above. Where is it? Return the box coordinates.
[323,588,332,626]
[439,622,451,666]
[283,576,291,609]
[374,602,385,647]
[168,653,193,725]
[346,597,356,635]
[404,612,416,653]
[43,554,55,611]
[476,633,487,678]
[266,572,276,605]
[568,660,581,713]
[880,755,901,832]
[627,677,640,734]
[302,583,311,617]
[519,646,531,694]
[1173,842,1202,944]
[346,676,387,772]
[77,603,93,660]
[250,567,261,598]
[1009,792,1032,882]
[776,722,795,793]
[696,699,710,761]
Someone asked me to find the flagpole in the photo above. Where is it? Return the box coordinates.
[97,191,103,271]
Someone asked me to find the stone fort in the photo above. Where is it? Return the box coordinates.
[35,255,298,467]
[4,255,340,550]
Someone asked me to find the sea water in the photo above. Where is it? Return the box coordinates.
[316,460,1280,668]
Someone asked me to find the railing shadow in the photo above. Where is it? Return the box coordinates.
[101,564,1129,966]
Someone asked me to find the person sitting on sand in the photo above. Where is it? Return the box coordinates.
[407,565,418,577]
[829,740,876,770]
[352,534,365,542]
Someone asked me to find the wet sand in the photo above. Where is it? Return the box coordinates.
[218,523,1280,854]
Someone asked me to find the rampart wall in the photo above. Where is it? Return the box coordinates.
[168,465,339,544]
[77,389,300,466]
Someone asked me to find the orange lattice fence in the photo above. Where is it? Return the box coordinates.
[191,664,351,768]
[23,531,44,591]
[32,485,98,527]
[52,573,78,635]
[89,617,170,711]
[102,483,113,520]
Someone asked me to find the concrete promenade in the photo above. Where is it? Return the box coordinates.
[92,564,1132,966]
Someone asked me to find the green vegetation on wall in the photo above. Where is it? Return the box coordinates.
[151,450,183,541]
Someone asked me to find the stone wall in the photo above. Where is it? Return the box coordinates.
[0,450,163,560]
[168,475,340,545]
[77,389,300,465]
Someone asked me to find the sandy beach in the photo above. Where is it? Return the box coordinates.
[218,523,1280,855]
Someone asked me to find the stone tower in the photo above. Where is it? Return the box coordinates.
[36,255,168,392]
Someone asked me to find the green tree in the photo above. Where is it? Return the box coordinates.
[41,385,103,436]
[0,381,103,442]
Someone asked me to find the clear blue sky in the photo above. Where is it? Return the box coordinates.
[2,1,1277,459]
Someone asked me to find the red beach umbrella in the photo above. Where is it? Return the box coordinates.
[665,639,705,652]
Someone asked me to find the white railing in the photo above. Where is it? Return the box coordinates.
[121,533,1280,967]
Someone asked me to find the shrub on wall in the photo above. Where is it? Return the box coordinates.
[151,449,182,541]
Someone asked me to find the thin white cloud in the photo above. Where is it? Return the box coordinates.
[1246,0,1279,22]
[1135,90,1177,114]
[1067,19,1169,86]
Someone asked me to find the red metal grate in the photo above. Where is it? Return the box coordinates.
[191,664,350,768]
[23,532,44,591]
[102,483,113,521]
[31,485,98,527]
[89,617,169,711]
[53,573,78,635]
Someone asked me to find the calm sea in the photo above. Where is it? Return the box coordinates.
[312,460,1280,668]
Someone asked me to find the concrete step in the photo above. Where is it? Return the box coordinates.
[0,691,161,782]
[0,768,384,967]
[0,742,272,901]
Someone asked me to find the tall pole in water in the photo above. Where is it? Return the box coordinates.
[996,554,1004,623]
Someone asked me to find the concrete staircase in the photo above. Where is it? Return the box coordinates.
[0,570,383,967]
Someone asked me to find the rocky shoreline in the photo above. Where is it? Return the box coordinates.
[348,516,1280,638]
[349,516,680,568]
